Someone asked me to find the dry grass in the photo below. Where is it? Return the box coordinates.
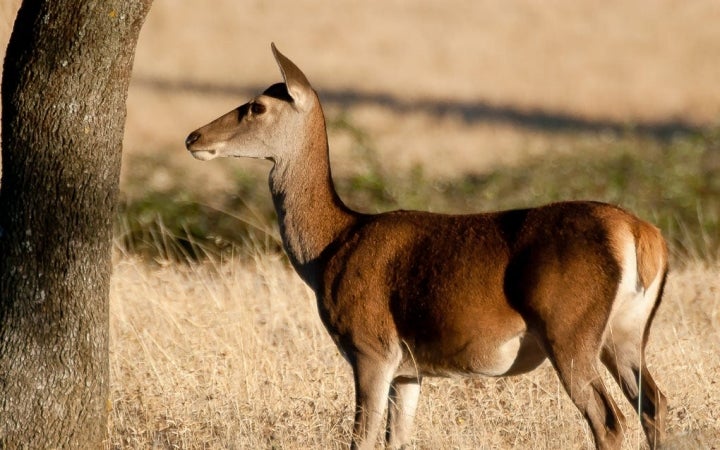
[108,251,720,449]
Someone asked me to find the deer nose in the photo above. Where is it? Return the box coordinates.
[185,131,201,149]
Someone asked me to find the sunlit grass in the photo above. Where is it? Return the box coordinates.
[108,249,720,448]
[111,116,720,449]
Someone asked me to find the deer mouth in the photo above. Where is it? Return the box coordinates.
[185,131,218,160]
[188,148,218,161]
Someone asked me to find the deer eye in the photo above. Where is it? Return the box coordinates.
[250,102,266,115]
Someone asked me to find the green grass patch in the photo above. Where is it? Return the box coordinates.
[116,125,720,262]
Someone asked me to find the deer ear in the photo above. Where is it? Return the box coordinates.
[271,43,313,109]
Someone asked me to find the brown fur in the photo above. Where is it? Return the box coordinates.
[185,44,668,450]
[635,221,669,290]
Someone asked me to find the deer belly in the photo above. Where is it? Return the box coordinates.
[407,332,546,378]
[482,336,524,375]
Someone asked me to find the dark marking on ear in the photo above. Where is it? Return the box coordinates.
[271,43,312,105]
[263,83,294,102]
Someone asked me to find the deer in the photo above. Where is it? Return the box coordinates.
[185,44,668,450]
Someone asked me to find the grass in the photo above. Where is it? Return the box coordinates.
[109,118,720,448]
[108,251,720,449]
[117,122,720,263]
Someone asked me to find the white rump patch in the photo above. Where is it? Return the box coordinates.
[606,234,658,341]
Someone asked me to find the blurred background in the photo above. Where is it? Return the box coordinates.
[2,0,719,259]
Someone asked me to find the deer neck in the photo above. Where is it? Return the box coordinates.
[268,113,356,286]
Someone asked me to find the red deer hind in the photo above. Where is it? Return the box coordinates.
[185,44,668,450]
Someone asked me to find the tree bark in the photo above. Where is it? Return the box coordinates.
[0,1,151,447]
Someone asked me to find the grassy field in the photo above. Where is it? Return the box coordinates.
[111,119,720,449]
[1,0,719,448]
[111,120,720,449]
[107,252,719,449]
[117,126,720,263]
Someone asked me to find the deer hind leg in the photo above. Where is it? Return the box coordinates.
[536,299,626,450]
[385,376,422,450]
[351,353,398,450]
[601,348,666,449]
[601,274,668,449]
[549,347,625,450]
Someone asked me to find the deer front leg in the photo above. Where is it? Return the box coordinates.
[386,376,422,450]
[351,355,396,450]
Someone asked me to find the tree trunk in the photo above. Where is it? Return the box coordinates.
[0,1,151,447]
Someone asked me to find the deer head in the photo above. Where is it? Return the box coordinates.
[185,43,319,163]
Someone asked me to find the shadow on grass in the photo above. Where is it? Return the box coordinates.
[133,76,707,141]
